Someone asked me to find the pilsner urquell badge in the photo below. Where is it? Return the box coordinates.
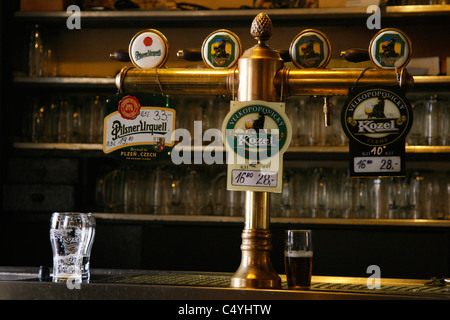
[222,100,292,193]
[103,93,176,161]
[341,86,412,177]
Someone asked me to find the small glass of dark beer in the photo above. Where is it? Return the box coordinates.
[284,229,313,289]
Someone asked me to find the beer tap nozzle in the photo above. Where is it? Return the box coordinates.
[323,96,333,127]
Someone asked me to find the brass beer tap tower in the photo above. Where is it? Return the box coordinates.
[115,13,413,289]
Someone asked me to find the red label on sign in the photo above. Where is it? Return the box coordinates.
[143,36,153,46]
[118,95,141,120]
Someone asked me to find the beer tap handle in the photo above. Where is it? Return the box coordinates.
[177,48,290,62]
[277,50,291,62]
[340,48,370,63]
[110,50,131,62]
[177,49,202,61]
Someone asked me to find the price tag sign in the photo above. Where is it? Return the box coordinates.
[103,93,176,161]
[232,170,278,188]
[341,86,412,177]
[222,100,292,193]
[353,156,401,173]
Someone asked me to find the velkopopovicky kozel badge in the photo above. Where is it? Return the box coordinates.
[222,100,292,193]
[341,86,412,177]
[103,93,176,161]
[342,88,411,147]
[202,29,242,69]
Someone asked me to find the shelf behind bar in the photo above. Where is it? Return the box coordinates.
[12,142,450,154]
[94,213,450,228]
[14,5,450,23]
[13,76,116,89]
[13,142,103,150]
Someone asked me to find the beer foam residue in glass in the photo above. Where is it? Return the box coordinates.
[284,250,313,258]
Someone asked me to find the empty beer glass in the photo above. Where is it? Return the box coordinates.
[50,212,95,282]
[180,167,209,215]
[212,171,244,216]
[102,168,126,213]
[148,166,174,215]
[309,168,333,218]
[284,230,313,289]
[423,95,442,146]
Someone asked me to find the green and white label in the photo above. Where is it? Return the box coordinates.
[103,93,176,162]
[369,28,411,69]
[222,100,291,193]
[289,29,331,69]
[201,29,242,69]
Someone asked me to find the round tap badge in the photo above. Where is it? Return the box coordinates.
[369,28,412,69]
[222,101,291,161]
[129,29,169,69]
[289,29,331,69]
[341,86,412,147]
[201,29,242,69]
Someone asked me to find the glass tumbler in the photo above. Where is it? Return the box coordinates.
[50,212,95,282]
[284,230,313,289]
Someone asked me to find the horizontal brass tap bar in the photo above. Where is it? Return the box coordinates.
[283,68,413,96]
[116,67,413,97]
[117,67,231,95]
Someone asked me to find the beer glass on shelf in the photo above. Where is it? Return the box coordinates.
[180,167,209,215]
[285,98,300,146]
[42,99,59,142]
[212,171,227,216]
[336,169,357,219]
[28,24,46,77]
[334,97,349,146]
[31,98,45,143]
[123,166,141,214]
[148,166,174,215]
[212,171,244,216]
[355,178,372,218]
[102,168,125,213]
[284,229,313,289]
[406,96,424,146]
[204,98,227,132]
[299,97,322,146]
[406,171,440,219]
[443,171,450,220]
[423,95,442,146]
[440,97,449,146]
[178,98,204,146]
[57,99,75,143]
[81,96,104,144]
[225,190,245,217]
[271,169,299,217]
[309,168,333,218]
[317,98,338,146]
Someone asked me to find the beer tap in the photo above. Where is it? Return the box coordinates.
[112,12,413,289]
[323,96,333,127]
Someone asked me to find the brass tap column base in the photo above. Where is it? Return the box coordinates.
[230,229,281,289]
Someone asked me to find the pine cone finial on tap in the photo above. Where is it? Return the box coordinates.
[250,13,272,43]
